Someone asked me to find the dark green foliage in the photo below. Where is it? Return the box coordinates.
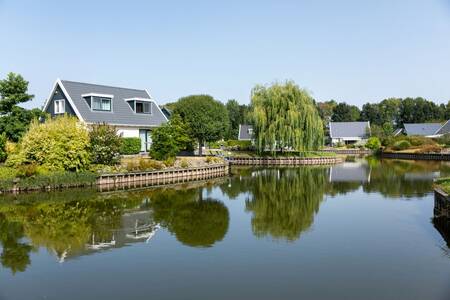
[0,73,44,142]
[0,73,34,114]
[396,97,444,126]
[173,95,229,155]
[225,99,251,140]
[0,133,7,162]
[150,114,192,160]
[331,102,361,122]
[120,137,141,155]
[89,123,122,165]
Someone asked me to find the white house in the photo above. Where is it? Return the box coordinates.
[43,79,168,152]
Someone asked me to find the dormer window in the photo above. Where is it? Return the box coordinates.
[92,97,111,111]
[125,98,152,114]
[82,93,113,112]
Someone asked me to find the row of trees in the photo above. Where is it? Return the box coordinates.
[317,97,450,128]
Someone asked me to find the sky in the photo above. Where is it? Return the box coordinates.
[1,0,450,109]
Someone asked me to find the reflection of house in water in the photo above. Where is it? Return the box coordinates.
[329,162,371,183]
[57,208,160,263]
[404,172,440,181]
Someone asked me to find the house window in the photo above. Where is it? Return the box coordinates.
[135,101,151,114]
[54,99,65,114]
[92,97,111,111]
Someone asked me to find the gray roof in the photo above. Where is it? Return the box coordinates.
[403,123,442,136]
[436,120,450,135]
[329,122,370,138]
[57,80,167,127]
[238,124,253,140]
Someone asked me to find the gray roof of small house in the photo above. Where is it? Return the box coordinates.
[56,80,167,127]
[329,122,370,139]
[403,123,442,136]
[238,124,253,140]
[436,120,450,135]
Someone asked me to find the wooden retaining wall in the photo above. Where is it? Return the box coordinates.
[228,156,344,166]
[322,149,372,155]
[97,163,230,192]
[434,188,450,218]
[381,152,450,161]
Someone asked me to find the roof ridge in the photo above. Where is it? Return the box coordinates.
[60,79,146,92]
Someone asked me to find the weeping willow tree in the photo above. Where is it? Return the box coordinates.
[251,81,324,154]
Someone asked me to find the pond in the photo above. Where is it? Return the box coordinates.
[0,158,449,300]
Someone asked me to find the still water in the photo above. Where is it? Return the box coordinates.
[0,158,449,300]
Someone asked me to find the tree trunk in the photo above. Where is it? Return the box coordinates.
[198,140,203,156]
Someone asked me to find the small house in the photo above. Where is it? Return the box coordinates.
[329,121,370,146]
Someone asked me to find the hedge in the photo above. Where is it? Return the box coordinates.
[120,137,141,155]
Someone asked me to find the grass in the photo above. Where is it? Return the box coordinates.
[434,177,450,194]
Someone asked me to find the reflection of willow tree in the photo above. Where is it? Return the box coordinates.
[245,167,327,241]
[150,188,229,247]
[326,181,361,196]
[363,159,440,198]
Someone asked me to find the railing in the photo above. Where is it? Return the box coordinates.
[97,163,230,191]
[227,156,343,166]
[322,149,372,155]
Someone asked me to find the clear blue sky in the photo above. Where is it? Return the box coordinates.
[1,0,450,109]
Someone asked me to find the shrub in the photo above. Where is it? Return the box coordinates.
[150,115,192,161]
[125,157,164,172]
[164,156,176,167]
[225,140,253,151]
[180,159,189,168]
[89,123,122,165]
[393,140,411,151]
[205,156,222,164]
[366,137,381,150]
[0,133,7,162]
[7,116,91,171]
[120,137,141,155]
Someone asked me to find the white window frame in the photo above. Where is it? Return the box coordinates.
[54,99,65,114]
[91,96,112,112]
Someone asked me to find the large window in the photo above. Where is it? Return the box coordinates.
[54,99,65,114]
[92,97,111,111]
[135,101,151,114]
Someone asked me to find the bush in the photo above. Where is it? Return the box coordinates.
[180,159,189,168]
[0,133,7,162]
[150,115,192,161]
[89,123,122,165]
[124,157,164,172]
[393,140,411,151]
[120,137,141,155]
[225,140,253,151]
[205,156,222,164]
[366,137,381,150]
[164,157,176,167]
[7,116,91,171]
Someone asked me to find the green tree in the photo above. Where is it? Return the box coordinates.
[366,137,381,150]
[150,114,192,160]
[251,81,324,154]
[225,99,244,140]
[397,97,443,126]
[173,95,229,155]
[89,123,122,165]
[331,102,361,122]
[0,73,44,142]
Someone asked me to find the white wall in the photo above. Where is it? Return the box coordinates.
[117,127,140,138]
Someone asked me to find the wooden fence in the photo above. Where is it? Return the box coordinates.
[322,149,372,155]
[97,163,230,191]
[227,156,343,166]
[381,152,450,161]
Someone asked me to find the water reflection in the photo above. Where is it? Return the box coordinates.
[1,158,450,274]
